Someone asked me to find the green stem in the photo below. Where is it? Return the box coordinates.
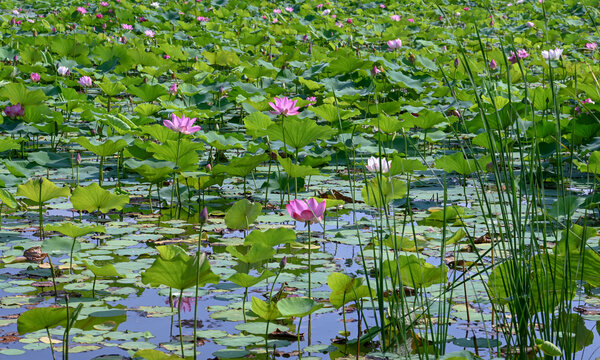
[297,317,303,359]
[99,157,104,186]
[171,133,182,215]
[242,288,248,323]
[178,289,184,358]
[38,185,44,241]
[47,256,58,303]
[46,328,56,360]
[193,223,204,360]
[307,222,311,299]
[69,237,77,275]
[92,275,96,298]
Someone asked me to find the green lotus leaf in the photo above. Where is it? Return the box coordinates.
[382,254,448,288]
[98,77,126,97]
[128,83,169,102]
[16,178,70,205]
[228,270,275,288]
[250,297,281,321]
[72,136,129,157]
[141,251,219,290]
[84,261,122,278]
[133,349,182,360]
[535,339,562,357]
[226,243,275,264]
[0,83,47,106]
[277,297,323,318]
[265,118,336,150]
[45,222,105,238]
[147,139,202,172]
[212,154,269,178]
[17,307,70,334]
[0,188,17,209]
[224,199,262,230]
[388,156,426,175]
[327,272,371,309]
[309,103,359,124]
[278,155,320,178]
[71,183,129,214]
[361,177,406,207]
[244,228,296,247]
[243,112,273,138]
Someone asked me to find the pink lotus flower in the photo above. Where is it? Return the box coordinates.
[408,18,414,23]
[4,104,25,118]
[347,18,353,24]
[76,7,87,14]
[122,23,133,30]
[269,97,300,116]
[286,198,326,224]
[380,4,386,8]
[489,59,498,70]
[166,296,195,312]
[526,21,535,27]
[508,49,528,64]
[391,14,401,21]
[100,2,109,6]
[163,113,201,135]
[163,114,202,135]
[306,96,317,106]
[163,54,170,59]
[78,76,93,87]
[30,73,40,82]
[273,8,281,14]
[169,83,177,95]
[586,42,598,51]
[197,16,209,22]
[366,156,391,173]
[96,13,103,19]
[387,38,402,49]
[285,7,293,12]
[144,29,155,37]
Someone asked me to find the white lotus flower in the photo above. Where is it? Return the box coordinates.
[150,2,160,8]
[57,66,70,76]
[541,47,563,60]
[366,156,392,173]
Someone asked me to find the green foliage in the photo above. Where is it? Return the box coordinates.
[382,255,448,288]
[141,247,219,290]
[361,177,406,207]
[71,183,129,213]
[16,178,70,205]
[17,307,69,334]
[327,272,371,309]
[224,199,262,230]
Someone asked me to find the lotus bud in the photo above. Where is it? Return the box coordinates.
[279,256,287,269]
[76,153,81,165]
[454,57,459,68]
[199,206,208,224]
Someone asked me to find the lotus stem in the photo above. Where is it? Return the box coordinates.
[69,237,76,275]
[178,288,184,358]
[307,222,311,299]
[193,222,204,360]
[46,327,56,360]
